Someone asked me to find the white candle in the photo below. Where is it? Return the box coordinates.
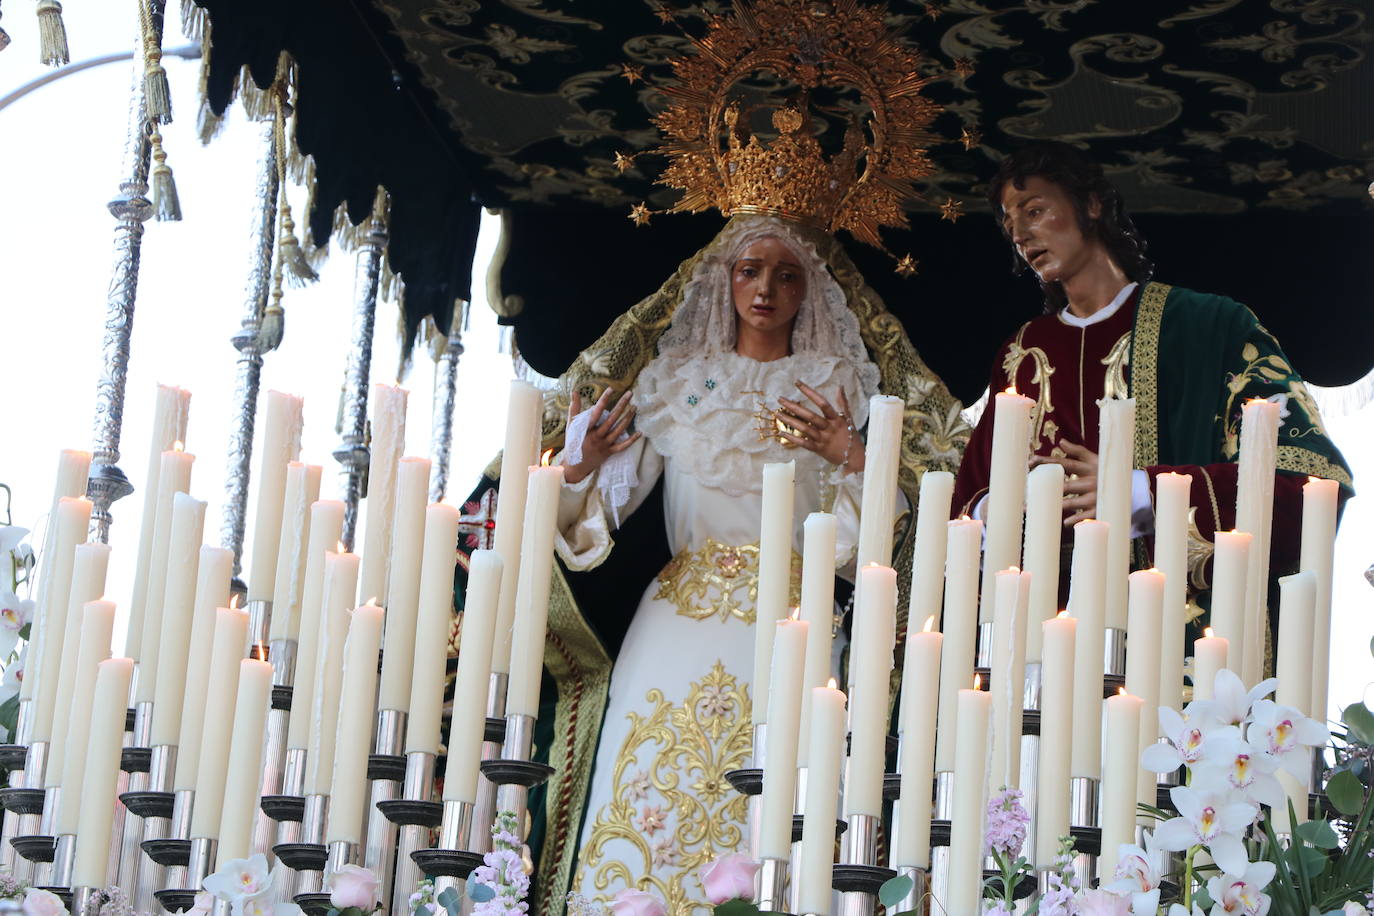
[70,657,133,889]
[753,461,796,727]
[1096,398,1136,632]
[980,388,1033,624]
[1100,689,1144,878]
[946,681,991,915]
[797,512,836,767]
[268,462,323,641]
[442,551,503,804]
[760,618,808,859]
[1035,612,1076,867]
[1192,628,1228,702]
[1069,519,1108,779]
[1235,398,1278,687]
[303,551,361,795]
[505,464,564,718]
[990,568,1030,792]
[53,600,116,835]
[45,542,110,785]
[150,493,208,745]
[908,471,954,630]
[358,383,409,606]
[1023,463,1064,660]
[847,565,896,817]
[247,390,303,601]
[1154,472,1191,713]
[1301,477,1338,725]
[133,446,194,700]
[855,395,905,569]
[1126,569,1165,818]
[215,657,274,860]
[1210,530,1251,676]
[405,502,461,754]
[379,457,433,713]
[30,496,92,742]
[286,501,346,752]
[893,618,941,868]
[189,605,249,838]
[127,385,189,664]
[1275,571,1318,832]
[327,603,385,844]
[173,546,233,791]
[490,381,543,676]
[935,518,981,772]
[798,683,846,915]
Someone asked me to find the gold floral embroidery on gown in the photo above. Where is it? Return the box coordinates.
[579,662,753,913]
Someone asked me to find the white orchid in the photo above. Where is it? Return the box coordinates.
[1168,906,1207,916]
[202,853,279,916]
[1142,704,1240,772]
[1153,785,1257,876]
[1248,699,1329,780]
[1192,732,1286,810]
[1202,669,1278,729]
[0,527,28,581]
[21,888,67,916]
[1205,860,1275,915]
[0,589,33,658]
[1104,831,1163,916]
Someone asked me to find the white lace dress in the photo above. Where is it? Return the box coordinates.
[558,349,868,913]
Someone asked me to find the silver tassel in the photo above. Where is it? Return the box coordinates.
[278,221,318,286]
[257,300,285,352]
[36,0,68,66]
[143,60,172,123]
[150,131,182,222]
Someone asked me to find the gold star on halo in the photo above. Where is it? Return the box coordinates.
[895,254,920,277]
[613,151,638,174]
[655,5,676,23]
[960,126,982,150]
[628,202,652,226]
[939,198,964,223]
[952,57,975,78]
[621,63,644,85]
[924,3,943,20]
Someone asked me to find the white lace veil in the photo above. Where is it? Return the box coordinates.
[655,214,882,403]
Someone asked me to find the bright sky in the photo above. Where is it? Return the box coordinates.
[0,5,1369,719]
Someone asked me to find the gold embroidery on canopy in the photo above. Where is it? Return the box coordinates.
[579,661,752,915]
[1130,282,1170,468]
[655,539,802,623]
[1102,332,1132,401]
[1002,324,1056,451]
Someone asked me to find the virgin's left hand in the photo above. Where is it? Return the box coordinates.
[777,382,865,473]
[1030,439,1099,526]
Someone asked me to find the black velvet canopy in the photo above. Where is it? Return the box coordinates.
[192,0,1374,404]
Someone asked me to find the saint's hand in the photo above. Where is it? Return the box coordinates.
[777,382,864,473]
[563,387,640,485]
[1031,439,1099,526]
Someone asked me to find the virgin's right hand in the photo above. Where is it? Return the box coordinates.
[562,387,640,485]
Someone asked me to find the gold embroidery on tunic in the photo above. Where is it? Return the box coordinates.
[1002,325,1056,451]
[655,539,802,623]
[1102,332,1132,401]
[1185,507,1216,592]
[579,662,752,914]
[1131,283,1170,468]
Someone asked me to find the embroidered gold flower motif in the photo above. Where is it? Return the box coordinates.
[654,539,801,623]
[636,805,669,835]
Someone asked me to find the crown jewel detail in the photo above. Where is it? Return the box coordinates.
[653,0,942,249]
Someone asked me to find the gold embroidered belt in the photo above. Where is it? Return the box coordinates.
[655,537,802,623]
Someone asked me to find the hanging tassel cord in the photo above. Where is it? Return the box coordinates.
[138,0,172,123]
[256,91,288,352]
[149,127,182,222]
[0,2,12,53]
[35,0,68,67]
[273,84,318,288]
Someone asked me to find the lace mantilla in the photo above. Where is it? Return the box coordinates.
[636,350,870,496]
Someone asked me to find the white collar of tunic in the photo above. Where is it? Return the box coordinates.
[1057,281,1138,328]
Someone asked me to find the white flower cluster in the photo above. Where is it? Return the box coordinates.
[471,811,530,916]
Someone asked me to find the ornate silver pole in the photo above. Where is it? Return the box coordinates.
[86,4,168,543]
[333,189,388,549]
[428,302,466,503]
[220,119,278,589]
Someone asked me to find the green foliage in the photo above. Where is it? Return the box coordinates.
[878,874,914,908]
[1295,819,1339,850]
[1326,768,1364,815]
[1343,702,1374,745]
[465,873,494,904]
[436,887,462,916]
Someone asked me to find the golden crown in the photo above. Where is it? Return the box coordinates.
[650,0,943,250]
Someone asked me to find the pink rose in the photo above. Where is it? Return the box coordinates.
[700,852,760,904]
[328,864,380,911]
[608,889,666,916]
[21,888,66,916]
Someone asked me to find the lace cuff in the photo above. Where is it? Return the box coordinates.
[564,406,639,528]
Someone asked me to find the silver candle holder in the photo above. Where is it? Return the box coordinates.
[0,738,30,877]
[10,738,50,880]
[976,620,996,670]
[283,794,328,898]
[363,709,406,909]
[115,701,153,890]
[928,771,954,910]
[1103,628,1127,680]
[71,886,102,916]
[255,636,297,858]
[378,750,440,916]
[481,713,554,844]
[468,671,506,852]
[407,800,482,901]
[1068,776,1100,884]
[126,742,177,913]
[834,812,896,916]
[757,857,790,912]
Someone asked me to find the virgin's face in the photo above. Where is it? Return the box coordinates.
[731,237,806,337]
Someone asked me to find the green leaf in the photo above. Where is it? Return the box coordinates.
[465,874,494,904]
[1326,768,1365,815]
[325,909,339,916]
[1369,633,1374,659]
[1294,844,1329,879]
[436,886,463,916]
[878,874,914,907]
[712,901,760,916]
[1295,819,1339,849]
[1342,702,1374,745]
[0,693,18,744]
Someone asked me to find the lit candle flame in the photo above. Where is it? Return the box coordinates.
[255,642,266,661]
[1204,626,1215,638]
[922,615,935,633]
[540,449,555,467]
[1056,609,1069,618]
[958,514,971,522]
[1003,385,1019,396]
[827,677,838,690]
[787,607,800,621]
[336,541,347,553]
[366,596,379,607]
[172,440,184,452]
[973,673,982,690]
[230,594,241,611]
[1118,686,1128,696]
[1307,475,1321,485]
